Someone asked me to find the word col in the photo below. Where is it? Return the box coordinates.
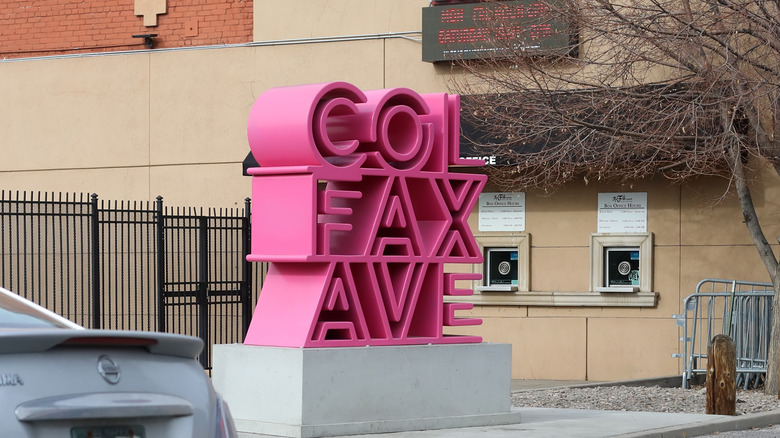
[244,81,486,347]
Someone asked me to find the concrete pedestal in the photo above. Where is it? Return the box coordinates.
[212,343,520,437]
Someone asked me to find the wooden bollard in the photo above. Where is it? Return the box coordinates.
[706,334,736,415]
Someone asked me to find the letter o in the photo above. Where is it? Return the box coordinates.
[375,105,423,162]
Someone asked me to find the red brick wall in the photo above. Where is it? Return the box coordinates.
[0,0,253,60]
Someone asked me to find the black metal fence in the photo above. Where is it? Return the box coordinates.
[0,191,265,371]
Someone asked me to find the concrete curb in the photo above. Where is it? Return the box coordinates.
[566,375,687,390]
[614,408,780,437]
[576,376,682,388]
[511,375,691,392]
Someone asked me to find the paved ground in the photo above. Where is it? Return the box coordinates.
[331,408,731,437]
[238,379,780,438]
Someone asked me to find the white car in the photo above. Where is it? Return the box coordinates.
[0,287,238,438]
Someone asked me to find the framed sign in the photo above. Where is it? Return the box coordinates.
[597,192,647,233]
[479,192,525,231]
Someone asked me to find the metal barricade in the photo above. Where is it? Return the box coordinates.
[673,279,774,389]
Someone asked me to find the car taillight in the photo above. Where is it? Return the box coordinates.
[215,395,238,438]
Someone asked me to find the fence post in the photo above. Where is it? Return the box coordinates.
[198,215,210,369]
[155,196,166,332]
[242,197,253,338]
[706,334,736,415]
[90,194,101,329]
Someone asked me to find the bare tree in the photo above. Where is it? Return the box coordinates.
[452,0,780,394]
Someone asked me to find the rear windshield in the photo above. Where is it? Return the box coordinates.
[0,293,74,329]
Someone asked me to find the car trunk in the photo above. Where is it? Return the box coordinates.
[1,330,216,438]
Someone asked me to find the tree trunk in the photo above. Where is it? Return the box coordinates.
[769,286,780,396]
[729,150,780,395]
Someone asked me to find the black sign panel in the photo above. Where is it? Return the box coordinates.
[486,249,519,285]
[422,0,575,62]
[605,248,640,287]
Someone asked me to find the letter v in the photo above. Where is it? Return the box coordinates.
[376,262,417,322]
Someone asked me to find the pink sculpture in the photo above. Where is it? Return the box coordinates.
[244,82,486,347]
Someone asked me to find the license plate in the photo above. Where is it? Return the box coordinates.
[70,425,146,438]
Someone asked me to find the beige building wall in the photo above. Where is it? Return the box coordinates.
[1,0,439,207]
[447,167,780,381]
[2,0,779,380]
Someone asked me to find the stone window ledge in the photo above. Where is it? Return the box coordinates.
[445,290,658,307]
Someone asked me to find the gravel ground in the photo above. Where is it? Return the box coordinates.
[511,385,780,416]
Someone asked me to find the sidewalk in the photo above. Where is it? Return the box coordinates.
[312,407,780,438]
[241,379,780,438]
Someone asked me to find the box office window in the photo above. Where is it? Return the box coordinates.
[469,234,530,294]
[590,233,653,294]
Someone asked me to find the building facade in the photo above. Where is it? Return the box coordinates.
[0,0,252,59]
[2,0,779,381]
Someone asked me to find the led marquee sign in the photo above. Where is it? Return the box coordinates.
[422,0,575,62]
